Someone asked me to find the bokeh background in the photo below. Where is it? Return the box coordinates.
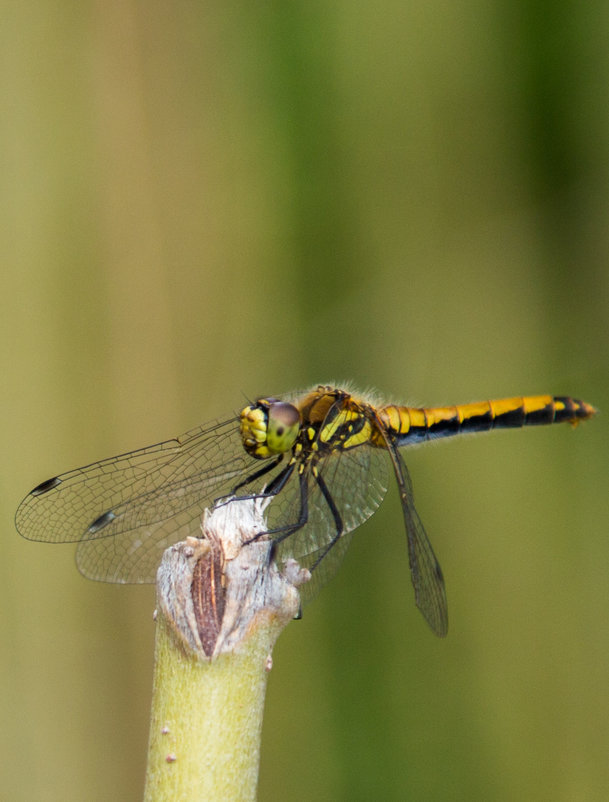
[3,3,608,800]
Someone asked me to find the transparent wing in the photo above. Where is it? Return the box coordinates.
[75,506,213,583]
[386,441,448,637]
[269,444,390,604]
[15,417,249,543]
[15,416,259,582]
[16,410,391,591]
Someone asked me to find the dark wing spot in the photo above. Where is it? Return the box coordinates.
[31,476,62,496]
[88,510,116,534]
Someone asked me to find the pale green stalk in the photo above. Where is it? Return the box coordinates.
[143,500,307,802]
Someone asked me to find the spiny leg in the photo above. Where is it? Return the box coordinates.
[255,463,346,571]
[262,460,296,496]
[214,455,287,512]
[242,462,304,547]
[264,466,310,544]
[231,454,284,494]
[309,470,345,571]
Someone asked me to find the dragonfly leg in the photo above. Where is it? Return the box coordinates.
[231,455,284,493]
[216,455,289,508]
[242,462,302,546]
[267,468,346,574]
[263,461,295,496]
[309,471,345,571]
[258,467,310,547]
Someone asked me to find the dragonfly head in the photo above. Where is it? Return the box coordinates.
[240,398,302,459]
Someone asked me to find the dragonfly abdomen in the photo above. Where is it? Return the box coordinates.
[380,395,596,446]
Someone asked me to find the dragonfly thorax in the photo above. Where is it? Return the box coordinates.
[240,398,302,459]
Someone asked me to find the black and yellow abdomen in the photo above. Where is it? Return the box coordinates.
[377,395,597,446]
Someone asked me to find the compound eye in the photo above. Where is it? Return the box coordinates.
[265,402,301,454]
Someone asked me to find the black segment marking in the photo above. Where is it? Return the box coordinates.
[553,397,577,422]
[492,407,526,428]
[426,416,461,437]
[460,410,493,432]
[524,403,554,425]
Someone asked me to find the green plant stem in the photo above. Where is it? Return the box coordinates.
[143,500,307,801]
[144,610,280,802]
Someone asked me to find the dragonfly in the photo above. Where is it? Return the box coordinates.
[15,385,596,636]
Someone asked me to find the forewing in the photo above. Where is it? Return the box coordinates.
[15,416,247,544]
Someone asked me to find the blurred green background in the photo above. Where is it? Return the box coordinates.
[2,2,608,800]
